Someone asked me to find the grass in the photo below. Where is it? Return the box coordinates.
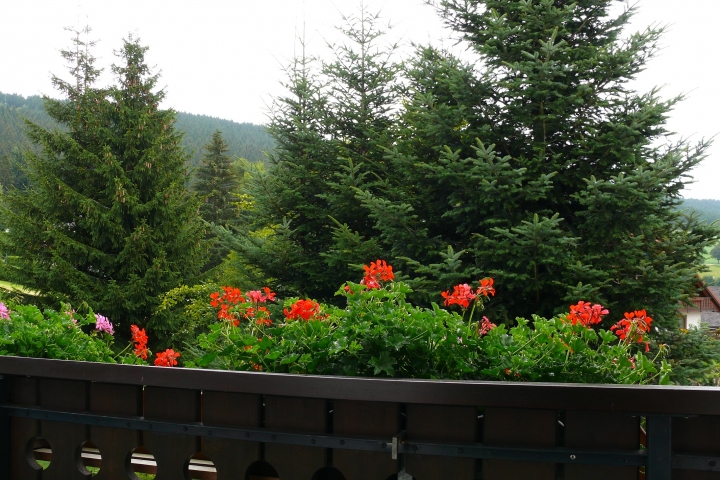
[0,279,36,295]
[703,263,720,278]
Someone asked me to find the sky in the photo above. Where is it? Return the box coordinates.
[1,0,718,200]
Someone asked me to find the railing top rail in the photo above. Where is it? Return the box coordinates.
[1,356,719,415]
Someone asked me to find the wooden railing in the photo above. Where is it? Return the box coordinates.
[0,356,719,480]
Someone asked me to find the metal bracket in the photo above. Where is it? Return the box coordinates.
[392,430,406,460]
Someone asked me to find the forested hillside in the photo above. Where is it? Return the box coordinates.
[175,112,273,167]
[680,198,720,225]
[0,91,273,189]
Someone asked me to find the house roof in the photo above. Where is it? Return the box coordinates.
[701,311,720,329]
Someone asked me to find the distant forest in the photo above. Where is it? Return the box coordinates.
[679,198,720,225]
[0,91,274,189]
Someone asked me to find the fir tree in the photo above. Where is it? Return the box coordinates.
[356,0,718,326]
[0,30,205,329]
[193,130,240,270]
[237,7,399,299]
[195,130,239,226]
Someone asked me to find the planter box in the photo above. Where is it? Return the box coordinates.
[0,356,719,479]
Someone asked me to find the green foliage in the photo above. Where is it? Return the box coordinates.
[0,302,117,362]
[240,1,719,329]
[175,112,273,166]
[237,6,399,300]
[0,30,206,330]
[680,199,720,226]
[654,326,720,386]
[0,91,274,178]
[149,283,219,350]
[193,131,241,271]
[711,243,720,264]
[185,281,669,384]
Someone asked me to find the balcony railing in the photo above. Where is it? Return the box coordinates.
[0,356,719,479]
[689,297,718,312]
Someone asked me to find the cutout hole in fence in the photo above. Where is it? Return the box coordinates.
[127,446,156,480]
[246,460,279,480]
[26,436,51,470]
[77,440,101,476]
[312,467,345,480]
[186,451,217,479]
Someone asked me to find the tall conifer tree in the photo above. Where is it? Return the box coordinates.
[0,30,205,328]
[194,130,239,270]
[238,7,399,299]
[356,0,718,326]
[194,130,239,227]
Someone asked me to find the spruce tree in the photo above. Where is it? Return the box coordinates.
[193,130,240,270]
[194,130,239,226]
[0,30,205,329]
[355,0,718,327]
[238,8,398,299]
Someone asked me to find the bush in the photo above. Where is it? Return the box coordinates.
[654,325,720,386]
[0,302,117,362]
[184,264,670,385]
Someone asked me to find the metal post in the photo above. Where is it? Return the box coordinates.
[646,415,672,480]
[0,375,10,480]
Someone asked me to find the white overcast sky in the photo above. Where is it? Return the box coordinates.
[1,0,719,200]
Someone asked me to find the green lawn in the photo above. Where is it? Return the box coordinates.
[0,280,36,295]
[703,263,720,278]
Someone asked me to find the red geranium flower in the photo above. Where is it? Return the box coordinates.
[567,301,609,327]
[476,278,496,297]
[154,349,180,367]
[130,324,149,360]
[441,284,477,308]
[611,309,653,344]
[361,259,394,289]
[284,299,323,321]
[479,316,496,335]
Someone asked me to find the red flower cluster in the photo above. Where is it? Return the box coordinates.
[567,301,609,327]
[476,278,496,297]
[210,286,276,327]
[611,310,653,348]
[442,284,476,308]
[154,349,180,367]
[479,316,496,335]
[284,299,323,321]
[442,278,495,308]
[361,260,394,290]
[130,325,149,360]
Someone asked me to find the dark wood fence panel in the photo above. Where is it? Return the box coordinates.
[9,376,40,480]
[88,383,142,480]
[564,410,640,480]
[404,404,477,480]
[264,395,327,480]
[4,358,720,480]
[38,379,88,480]
[143,386,201,480]
[202,391,262,480]
[332,400,399,480]
[483,407,557,480]
[673,416,720,480]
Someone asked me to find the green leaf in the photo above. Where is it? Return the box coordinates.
[196,353,217,367]
[369,351,397,376]
[280,354,300,365]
